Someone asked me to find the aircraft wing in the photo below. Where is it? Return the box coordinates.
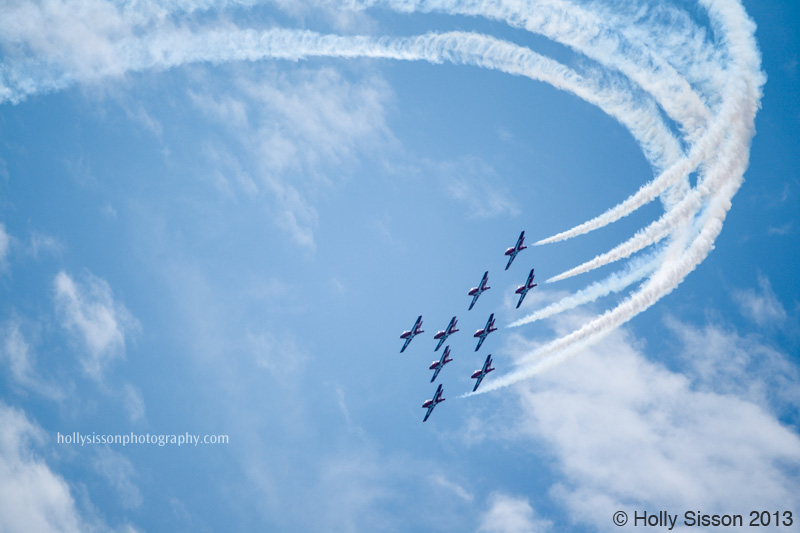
[516,231,525,249]
[400,336,413,353]
[474,335,486,352]
[468,292,480,310]
[516,291,526,309]
[435,335,447,351]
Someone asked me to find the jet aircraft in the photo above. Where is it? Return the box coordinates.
[399,315,424,353]
[515,269,538,309]
[422,384,445,422]
[433,316,459,351]
[471,354,495,392]
[468,271,491,310]
[473,313,497,352]
[504,231,527,270]
[428,345,453,383]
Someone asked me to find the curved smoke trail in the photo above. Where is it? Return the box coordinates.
[0,0,764,392]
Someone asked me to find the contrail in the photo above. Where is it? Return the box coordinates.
[473,0,764,394]
[508,248,661,328]
[0,0,764,391]
[0,24,683,171]
[545,120,751,284]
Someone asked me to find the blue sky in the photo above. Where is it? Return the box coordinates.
[0,1,798,531]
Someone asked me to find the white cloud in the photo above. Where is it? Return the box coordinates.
[509,321,800,530]
[0,222,9,266]
[429,473,474,503]
[92,447,142,509]
[438,156,520,219]
[732,274,787,327]
[100,204,118,220]
[120,383,146,423]
[246,330,307,376]
[189,66,395,249]
[477,492,552,533]
[0,402,88,533]
[27,230,64,258]
[0,316,64,399]
[53,270,140,380]
[767,222,792,236]
[665,316,800,419]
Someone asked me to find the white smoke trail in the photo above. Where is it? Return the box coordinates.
[534,0,763,247]
[474,0,765,394]
[469,174,750,396]
[0,21,684,173]
[544,122,749,284]
[0,0,764,391]
[508,249,661,328]
[533,71,756,249]
[540,0,764,284]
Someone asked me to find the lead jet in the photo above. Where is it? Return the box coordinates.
[433,316,459,351]
[504,231,527,270]
[428,345,453,383]
[471,353,495,392]
[473,313,497,352]
[468,271,491,310]
[422,383,445,422]
[515,269,538,309]
[399,315,424,353]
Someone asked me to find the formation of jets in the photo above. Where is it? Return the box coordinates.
[397,230,538,422]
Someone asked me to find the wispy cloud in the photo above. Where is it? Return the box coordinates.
[188,66,394,248]
[26,231,64,259]
[0,402,90,532]
[665,315,800,419]
[246,329,307,376]
[429,473,474,503]
[53,270,140,380]
[92,446,143,509]
[767,222,793,236]
[508,320,800,530]
[0,223,9,266]
[121,382,146,423]
[0,316,64,399]
[438,156,520,219]
[477,492,552,533]
[732,274,788,327]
